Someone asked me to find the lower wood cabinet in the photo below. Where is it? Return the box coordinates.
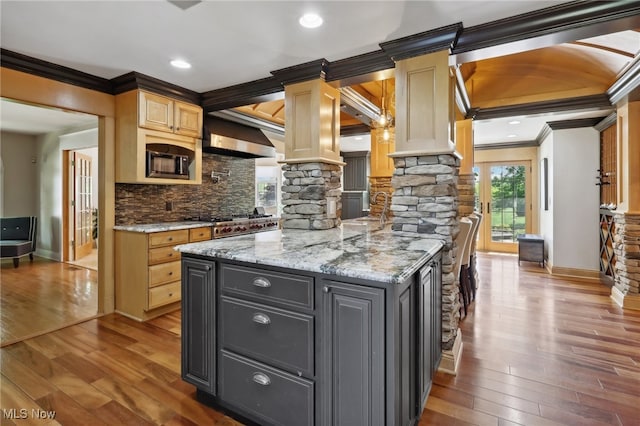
[181,252,442,426]
[115,226,211,321]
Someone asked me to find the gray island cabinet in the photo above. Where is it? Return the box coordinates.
[176,222,443,426]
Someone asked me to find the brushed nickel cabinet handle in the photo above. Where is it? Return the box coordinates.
[323,286,330,293]
[252,313,271,325]
[252,373,271,386]
[205,265,211,271]
[252,277,271,288]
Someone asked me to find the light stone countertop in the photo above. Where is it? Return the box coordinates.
[114,221,213,233]
[175,219,443,284]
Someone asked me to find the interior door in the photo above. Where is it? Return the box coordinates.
[73,152,93,259]
[474,161,532,253]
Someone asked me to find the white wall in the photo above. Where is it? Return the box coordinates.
[552,127,600,271]
[36,127,98,260]
[0,131,39,217]
[538,127,600,272]
[538,133,554,264]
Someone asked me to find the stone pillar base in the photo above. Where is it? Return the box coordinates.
[281,162,342,230]
[437,328,463,375]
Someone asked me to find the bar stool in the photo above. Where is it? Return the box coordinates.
[460,215,479,315]
[454,217,472,318]
[469,212,483,300]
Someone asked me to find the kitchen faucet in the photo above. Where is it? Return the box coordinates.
[373,191,389,228]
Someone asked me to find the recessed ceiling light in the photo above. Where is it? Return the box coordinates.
[508,120,521,125]
[170,59,191,69]
[507,134,517,138]
[299,13,323,28]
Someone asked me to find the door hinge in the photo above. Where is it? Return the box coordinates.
[71,200,75,207]
[71,160,75,167]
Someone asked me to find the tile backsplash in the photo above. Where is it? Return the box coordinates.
[115,153,256,225]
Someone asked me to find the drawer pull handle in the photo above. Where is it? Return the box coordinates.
[205,265,211,271]
[252,313,271,325]
[252,373,271,386]
[168,237,173,241]
[323,286,330,293]
[169,293,173,297]
[252,277,271,288]
[168,253,174,257]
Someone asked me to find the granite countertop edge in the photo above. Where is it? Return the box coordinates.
[113,221,213,233]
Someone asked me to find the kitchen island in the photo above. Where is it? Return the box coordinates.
[175,220,443,426]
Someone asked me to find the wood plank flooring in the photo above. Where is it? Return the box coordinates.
[1,253,639,425]
[0,257,98,347]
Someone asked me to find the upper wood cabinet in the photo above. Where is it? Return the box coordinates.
[115,89,203,185]
[139,91,202,138]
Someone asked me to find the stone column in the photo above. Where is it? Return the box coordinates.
[369,126,396,218]
[390,50,464,374]
[456,119,475,217]
[280,78,344,230]
[612,213,640,309]
[610,100,640,310]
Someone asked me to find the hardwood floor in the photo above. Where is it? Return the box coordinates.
[1,253,638,425]
[0,257,99,347]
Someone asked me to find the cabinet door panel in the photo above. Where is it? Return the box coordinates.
[139,91,174,132]
[320,280,384,426]
[175,101,203,138]
[181,257,216,394]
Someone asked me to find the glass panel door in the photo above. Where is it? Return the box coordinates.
[475,161,531,253]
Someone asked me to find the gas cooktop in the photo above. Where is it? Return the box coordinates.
[184,213,280,238]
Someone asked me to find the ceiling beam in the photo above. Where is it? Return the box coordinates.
[470,94,612,121]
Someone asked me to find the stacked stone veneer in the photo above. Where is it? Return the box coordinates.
[281,162,342,230]
[613,213,640,297]
[369,176,394,218]
[390,154,461,350]
[458,173,475,217]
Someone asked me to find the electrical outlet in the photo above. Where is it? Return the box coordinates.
[166,201,173,211]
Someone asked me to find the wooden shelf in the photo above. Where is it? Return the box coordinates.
[599,209,616,279]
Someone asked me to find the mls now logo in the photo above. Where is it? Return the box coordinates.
[3,408,56,419]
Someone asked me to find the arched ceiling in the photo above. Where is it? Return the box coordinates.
[462,29,639,109]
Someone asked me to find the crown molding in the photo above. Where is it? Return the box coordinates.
[453,1,640,56]
[111,71,201,104]
[0,48,112,94]
[608,55,640,105]
[536,116,605,144]
[475,140,538,151]
[379,23,462,61]
[595,112,617,131]
[470,94,612,121]
[201,76,283,113]
[326,50,395,83]
[270,58,329,86]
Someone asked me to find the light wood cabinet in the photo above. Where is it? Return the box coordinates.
[115,89,203,185]
[115,226,211,321]
[139,91,202,138]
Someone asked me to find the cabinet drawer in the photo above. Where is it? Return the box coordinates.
[148,281,181,309]
[149,261,181,287]
[148,246,181,265]
[189,227,211,242]
[148,230,188,248]
[221,297,314,377]
[221,264,313,310]
[219,350,313,426]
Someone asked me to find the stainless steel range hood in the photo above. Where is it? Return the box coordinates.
[202,116,276,158]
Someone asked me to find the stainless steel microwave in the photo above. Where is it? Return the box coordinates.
[146,151,190,179]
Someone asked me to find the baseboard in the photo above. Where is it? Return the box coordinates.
[437,329,463,375]
[611,286,640,310]
[35,248,61,261]
[549,265,601,280]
